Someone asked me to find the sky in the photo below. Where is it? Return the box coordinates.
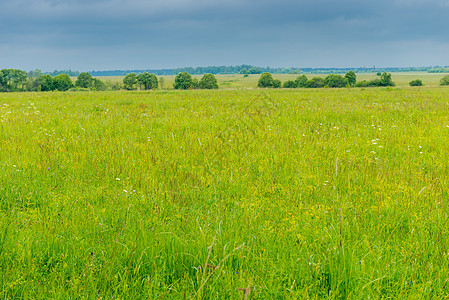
[1,0,449,71]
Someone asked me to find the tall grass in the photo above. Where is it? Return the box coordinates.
[1,88,449,298]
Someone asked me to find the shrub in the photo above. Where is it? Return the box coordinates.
[283,80,297,88]
[75,72,93,88]
[123,73,138,90]
[324,74,348,88]
[345,71,357,86]
[257,73,275,88]
[440,75,449,86]
[305,77,325,88]
[174,72,194,90]
[199,73,218,89]
[409,79,423,87]
[295,75,308,88]
[379,72,395,86]
[273,79,282,88]
[54,74,74,91]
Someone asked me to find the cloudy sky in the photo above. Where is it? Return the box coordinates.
[1,0,448,71]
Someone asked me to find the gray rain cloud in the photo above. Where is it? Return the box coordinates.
[1,0,448,71]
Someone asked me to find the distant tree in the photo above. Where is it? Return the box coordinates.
[1,69,28,91]
[192,78,200,89]
[409,79,423,87]
[75,72,94,88]
[295,75,308,87]
[305,77,325,88]
[345,71,357,86]
[28,69,42,78]
[283,80,297,88]
[123,73,138,90]
[159,77,165,89]
[239,68,249,75]
[137,72,155,90]
[258,72,275,88]
[54,74,74,91]
[379,72,395,86]
[273,79,282,88]
[199,73,218,89]
[324,74,348,88]
[440,75,449,86]
[92,78,106,91]
[376,72,382,76]
[174,72,194,90]
[0,70,8,91]
[35,74,55,91]
[249,67,262,74]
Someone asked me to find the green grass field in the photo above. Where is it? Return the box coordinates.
[1,87,449,298]
[98,72,449,89]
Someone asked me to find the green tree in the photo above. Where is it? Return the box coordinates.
[440,75,449,86]
[75,72,94,88]
[283,80,297,88]
[379,72,394,86]
[137,72,153,90]
[273,79,282,88]
[174,72,194,90]
[54,74,73,91]
[324,74,348,88]
[305,77,325,88]
[123,73,138,90]
[257,72,275,88]
[409,79,423,87]
[35,74,55,91]
[92,78,106,91]
[345,71,357,86]
[199,73,218,89]
[295,75,308,88]
[249,67,261,74]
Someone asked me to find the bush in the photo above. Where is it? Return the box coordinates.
[123,73,138,90]
[295,75,308,88]
[305,77,325,88]
[345,71,357,86]
[54,74,74,91]
[379,72,395,86]
[273,79,282,88]
[258,73,275,88]
[440,75,449,86]
[324,74,348,88]
[283,80,297,88]
[199,73,218,89]
[174,72,194,90]
[409,79,423,87]
[75,72,93,88]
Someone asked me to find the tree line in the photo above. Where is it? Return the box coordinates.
[257,71,395,88]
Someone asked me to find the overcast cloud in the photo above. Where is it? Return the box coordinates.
[1,0,448,71]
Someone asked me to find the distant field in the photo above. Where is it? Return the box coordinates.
[2,87,449,298]
[96,72,449,89]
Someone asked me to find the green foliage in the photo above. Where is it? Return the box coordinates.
[345,71,357,86]
[305,77,325,88]
[0,69,27,91]
[258,72,275,88]
[273,79,281,88]
[409,79,423,87]
[324,74,348,88]
[377,72,382,76]
[75,72,94,89]
[379,72,395,86]
[248,67,262,74]
[137,72,158,90]
[35,74,56,91]
[199,73,218,89]
[53,74,74,91]
[123,73,138,90]
[174,72,194,90]
[283,80,297,88]
[440,75,449,86]
[295,75,308,88]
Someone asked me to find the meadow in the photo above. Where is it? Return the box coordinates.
[1,86,449,298]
